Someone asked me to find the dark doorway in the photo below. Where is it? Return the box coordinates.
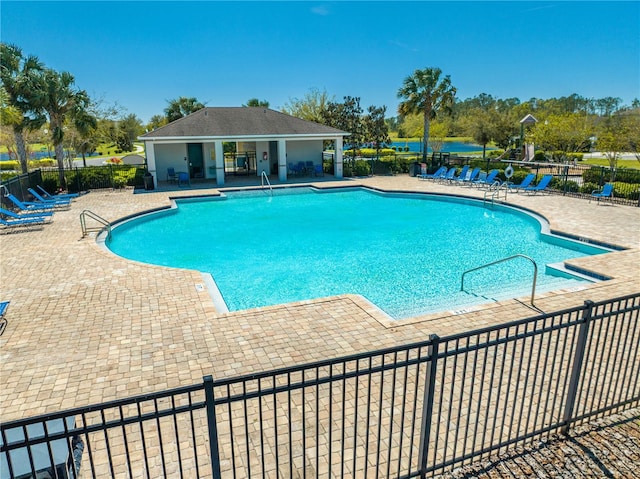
[269,141,278,175]
[187,143,204,178]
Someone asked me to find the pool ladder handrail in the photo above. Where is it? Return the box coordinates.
[460,254,538,305]
[261,171,273,196]
[483,180,508,206]
[80,209,111,239]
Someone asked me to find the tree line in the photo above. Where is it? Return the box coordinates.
[3,42,638,190]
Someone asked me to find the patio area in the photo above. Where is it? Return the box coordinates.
[0,175,638,421]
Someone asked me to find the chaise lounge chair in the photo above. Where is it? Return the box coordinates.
[450,165,470,183]
[0,300,8,335]
[452,166,480,185]
[438,167,458,183]
[508,173,536,192]
[36,185,79,199]
[0,207,53,220]
[472,169,500,188]
[590,183,614,204]
[419,165,447,180]
[0,215,49,229]
[28,188,72,206]
[523,174,553,194]
[4,192,56,212]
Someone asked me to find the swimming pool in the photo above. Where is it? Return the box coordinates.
[107,187,609,319]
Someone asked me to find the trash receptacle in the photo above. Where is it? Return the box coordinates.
[143,172,154,190]
[409,162,420,177]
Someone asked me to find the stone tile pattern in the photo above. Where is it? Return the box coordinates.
[1,176,638,476]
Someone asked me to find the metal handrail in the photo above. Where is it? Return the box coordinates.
[483,181,508,205]
[461,254,538,305]
[80,210,111,239]
[261,171,273,196]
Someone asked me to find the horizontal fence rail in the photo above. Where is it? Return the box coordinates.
[1,293,639,478]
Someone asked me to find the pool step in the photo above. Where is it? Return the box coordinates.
[461,276,588,305]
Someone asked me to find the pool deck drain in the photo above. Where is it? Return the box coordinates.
[0,176,638,421]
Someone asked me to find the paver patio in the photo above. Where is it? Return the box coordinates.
[1,175,638,422]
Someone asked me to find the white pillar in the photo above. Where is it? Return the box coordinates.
[145,142,157,187]
[215,141,225,186]
[334,137,343,179]
[278,139,287,181]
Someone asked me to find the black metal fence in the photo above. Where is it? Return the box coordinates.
[2,293,638,478]
[0,165,146,201]
[440,159,640,206]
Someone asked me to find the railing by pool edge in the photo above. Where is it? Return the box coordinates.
[1,292,639,478]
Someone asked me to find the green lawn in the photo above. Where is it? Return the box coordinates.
[582,158,639,169]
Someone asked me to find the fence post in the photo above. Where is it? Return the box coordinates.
[203,375,222,479]
[418,334,440,477]
[561,300,594,435]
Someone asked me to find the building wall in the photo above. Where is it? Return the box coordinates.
[286,140,322,167]
[154,143,188,181]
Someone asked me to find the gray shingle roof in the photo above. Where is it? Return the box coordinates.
[140,107,348,139]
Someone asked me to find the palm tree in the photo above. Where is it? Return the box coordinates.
[34,68,93,187]
[164,97,205,122]
[397,67,457,163]
[0,43,46,173]
[70,107,98,167]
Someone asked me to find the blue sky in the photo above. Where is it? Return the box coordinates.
[2,1,638,123]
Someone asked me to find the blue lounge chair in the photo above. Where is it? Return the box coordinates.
[438,167,458,183]
[167,167,178,183]
[457,167,482,186]
[28,188,72,205]
[523,174,553,194]
[0,300,8,335]
[314,164,324,176]
[450,165,470,183]
[4,193,56,212]
[473,169,500,188]
[419,165,447,180]
[36,185,79,199]
[508,173,536,192]
[0,207,53,219]
[590,183,614,204]
[0,215,48,228]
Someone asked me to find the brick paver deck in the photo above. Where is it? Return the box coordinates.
[1,175,638,421]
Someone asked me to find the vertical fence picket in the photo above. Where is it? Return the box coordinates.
[204,375,222,479]
[562,301,594,434]
[418,334,440,477]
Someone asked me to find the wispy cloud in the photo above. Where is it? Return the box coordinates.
[389,40,419,53]
[310,4,330,16]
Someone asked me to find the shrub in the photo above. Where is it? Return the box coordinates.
[580,182,599,194]
[0,160,19,171]
[508,170,531,185]
[563,180,580,193]
[42,178,59,193]
[353,160,370,176]
[112,176,127,189]
[533,151,547,162]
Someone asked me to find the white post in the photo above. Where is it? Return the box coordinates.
[278,139,287,181]
[215,141,225,186]
[334,136,343,179]
[145,142,157,187]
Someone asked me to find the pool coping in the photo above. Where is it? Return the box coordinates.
[100,184,622,322]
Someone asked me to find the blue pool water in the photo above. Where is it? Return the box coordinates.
[107,188,608,319]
